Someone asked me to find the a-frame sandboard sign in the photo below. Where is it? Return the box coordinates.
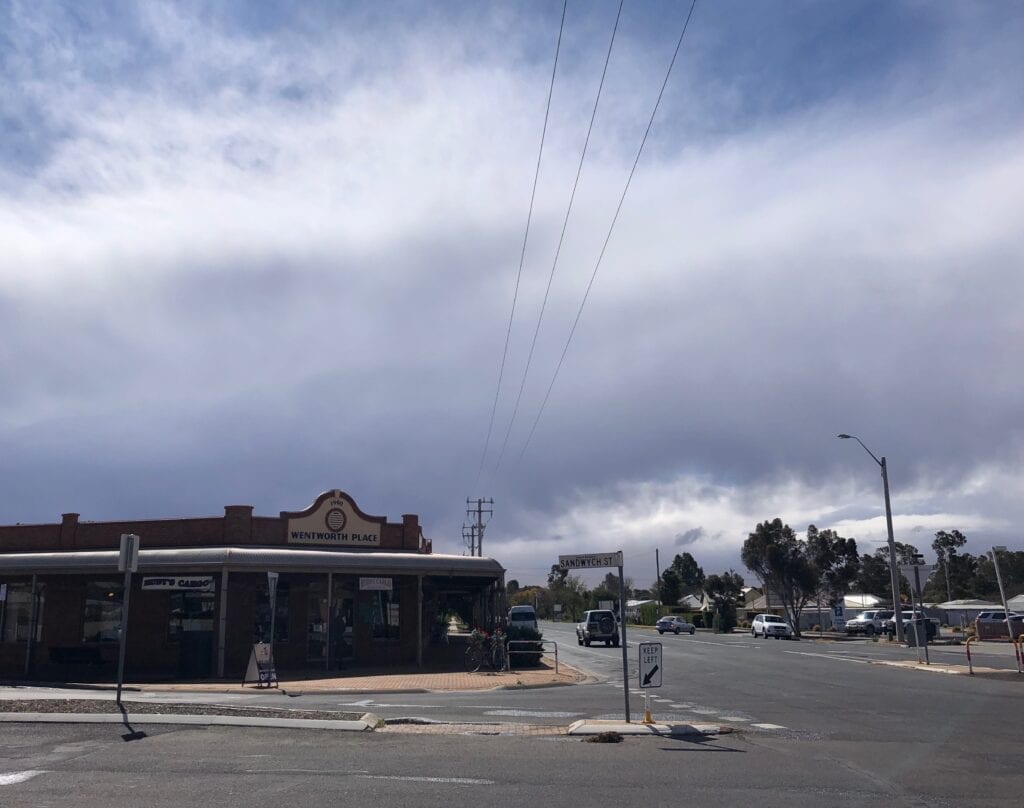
[242,641,278,688]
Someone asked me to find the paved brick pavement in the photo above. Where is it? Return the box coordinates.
[128,658,585,695]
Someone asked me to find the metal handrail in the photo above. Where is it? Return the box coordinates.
[506,639,559,675]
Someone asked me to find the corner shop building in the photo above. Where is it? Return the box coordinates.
[0,490,504,681]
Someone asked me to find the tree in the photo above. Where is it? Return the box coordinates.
[545,565,589,621]
[741,518,818,637]
[668,553,705,595]
[547,565,568,589]
[856,552,892,599]
[893,542,920,565]
[705,571,744,633]
[506,579,520,597]
[805,525,859,606]
[932,530,968,601]
[657,569,683,607]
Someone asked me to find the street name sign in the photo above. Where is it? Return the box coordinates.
[558,551,624,570]
[638,642,662,688]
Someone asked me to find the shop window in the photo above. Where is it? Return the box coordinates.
[255,582,289,642]
[169,591,215,639]
[371,587,400,641]
[83,581,123,644]
[1,583,38,643]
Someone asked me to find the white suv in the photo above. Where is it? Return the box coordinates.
[751,613,793,639]
[508,605,539,632]
[844,609,892,636]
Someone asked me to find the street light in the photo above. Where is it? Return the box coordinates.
[989,546,1017,646]
[837,434,905,643]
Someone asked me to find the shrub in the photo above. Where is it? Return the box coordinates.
[638,603,661,626]
[811,624,821,632]
[712,604,737,633]
[739,619,751,629]
[505,625,543,667]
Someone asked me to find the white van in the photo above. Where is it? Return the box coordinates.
[508,605,539,632]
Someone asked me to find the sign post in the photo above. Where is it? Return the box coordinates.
[899,559,936,664]
[638,641,662,724]
[116,534,140,706]
[832,602,846,632]
[559,551,630,722]
[267,571,279,645]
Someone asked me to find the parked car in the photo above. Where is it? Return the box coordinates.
[507,605,539,632]
[974,611,1023,623]
[656,616,696,635]
[844,609,892,636]
[576,609,620,647]
[882,611,938,640]
[973,611,1024,639]
[751,613,793,639]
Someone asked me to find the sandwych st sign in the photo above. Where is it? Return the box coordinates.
[557,551,624,570]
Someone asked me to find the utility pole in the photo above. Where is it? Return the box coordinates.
[462,523,477,556]
[655,548,661,593]
[466,498,493,557]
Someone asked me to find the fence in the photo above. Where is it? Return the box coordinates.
[506,640,559,675]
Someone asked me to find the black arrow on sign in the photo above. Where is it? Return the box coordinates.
[642,665,659,686]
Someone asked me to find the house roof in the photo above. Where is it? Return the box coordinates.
[934,599,1001,610]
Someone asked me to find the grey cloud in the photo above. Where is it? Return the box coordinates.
[675,528,705,547]
[2,2,1023,577]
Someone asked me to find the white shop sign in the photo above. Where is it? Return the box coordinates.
[360,577,393,591]
[142,576,215,591]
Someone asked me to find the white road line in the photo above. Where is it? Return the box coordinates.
[783,650,871,664]
[483,710,581,718]
[750,723,787,730]
[683,638,758,648]
[358,775,494,785]
[0,771,45,786]
[717,716,750,722]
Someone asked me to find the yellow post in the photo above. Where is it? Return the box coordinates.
[642,690,654,724]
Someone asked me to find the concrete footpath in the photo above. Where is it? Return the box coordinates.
[0,659,727,738]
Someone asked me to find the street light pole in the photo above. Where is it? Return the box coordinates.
[838,434,905,644]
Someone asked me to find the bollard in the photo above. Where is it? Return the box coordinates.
[1015,634,1024,674]
[966,636,979,675]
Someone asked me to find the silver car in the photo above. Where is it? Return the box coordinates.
[656,616,696,635]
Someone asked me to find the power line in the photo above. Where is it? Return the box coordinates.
[474,0,568,491]
[491,0,625,477]
[519,0,699,462]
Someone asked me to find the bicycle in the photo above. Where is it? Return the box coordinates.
[464,628,507,672]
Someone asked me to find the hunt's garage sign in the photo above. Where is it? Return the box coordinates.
[142,576,215,591]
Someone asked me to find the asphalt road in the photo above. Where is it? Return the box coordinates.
[2,623,1022,806]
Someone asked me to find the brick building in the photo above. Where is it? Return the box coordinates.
[0,490,504,682]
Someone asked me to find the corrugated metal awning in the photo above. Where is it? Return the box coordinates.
[0,547,504,578]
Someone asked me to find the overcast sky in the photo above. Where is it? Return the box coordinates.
[2,1,1022,589]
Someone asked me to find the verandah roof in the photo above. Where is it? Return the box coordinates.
[0,546,504,578]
